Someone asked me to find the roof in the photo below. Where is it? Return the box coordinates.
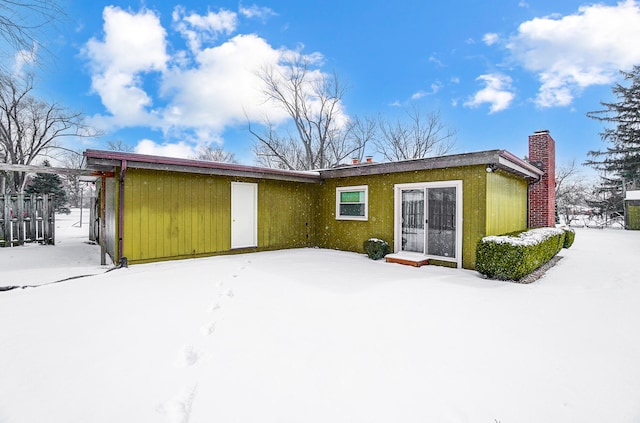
[83,150,321,184]
[318,149,543,180]
[626,190,640,201]
[83,148,543,183]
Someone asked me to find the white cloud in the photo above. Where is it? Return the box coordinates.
[482,33,499,46]
[411,82,443,100]
[161,33,291,132]
[84,6,167,128]
[134,139,197,159]
[173,6,238,51]
[464,73,515,113]
[91,72,155,125]
[12,46,37,75]
[506,0,640,107]
[411,91,427,100]
[428,54,444,67]
[85,7,167,74]
[239,4,277,21]
[84,6,336,153]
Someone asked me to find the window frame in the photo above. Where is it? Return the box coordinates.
[335,185,369,221]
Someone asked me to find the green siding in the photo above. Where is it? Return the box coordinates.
[317,165,491,269]
[485,171,529,235]
[109,163,530,270]
[121,169,316,264]
[627,204,640,230]
[257,179,317,249]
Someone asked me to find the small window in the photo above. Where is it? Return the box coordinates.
[336,185,368,220]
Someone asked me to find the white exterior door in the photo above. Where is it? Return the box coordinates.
[231,182,258,249]
[394,181,463,268]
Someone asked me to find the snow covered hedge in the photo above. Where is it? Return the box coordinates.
[476,228,566,281]
[562,227,575,248]
[363,238,390,260]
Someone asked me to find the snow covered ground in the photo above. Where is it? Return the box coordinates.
[0,209,108,288]
[1,209,639,423]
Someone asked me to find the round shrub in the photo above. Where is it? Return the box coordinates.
[363,238,390,260]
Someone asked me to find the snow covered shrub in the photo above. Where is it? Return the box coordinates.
[363,238,390,260]
[476,228,565,281]
[561,227,575,248]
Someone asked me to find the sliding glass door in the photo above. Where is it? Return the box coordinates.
[426,187,456,258]
[396,182,461,266]
[401,189,425,253]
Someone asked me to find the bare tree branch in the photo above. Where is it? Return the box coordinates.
[106,139,134,152]
[193,145,237,163]
[555,160,590,225]
[0,71,97,193]
[250,55,367,170]
[0,0,67,66]
[375,106,457,161]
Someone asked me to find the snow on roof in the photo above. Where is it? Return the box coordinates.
[626,190,640,200]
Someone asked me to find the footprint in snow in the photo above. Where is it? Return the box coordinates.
[224,289,234,298]
[216,280,224,288]
[208,302,221,313]
[174,345,199,368]
[200,321,216,336]
[157,384,198,423]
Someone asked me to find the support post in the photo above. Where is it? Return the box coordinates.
[100,176,107,266]
[118,160,127,263]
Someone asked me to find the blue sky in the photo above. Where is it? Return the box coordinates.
[12,0,640,174]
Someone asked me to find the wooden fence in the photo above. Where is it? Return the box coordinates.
[0,194,55,247]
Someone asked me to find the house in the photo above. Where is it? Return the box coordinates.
[83,130,556,270]
[624,190,640,230]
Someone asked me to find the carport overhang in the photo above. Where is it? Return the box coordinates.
[82,150,322,184]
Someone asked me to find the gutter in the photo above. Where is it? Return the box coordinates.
[497,150,543,181]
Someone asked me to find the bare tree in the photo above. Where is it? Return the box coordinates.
[375,106,456,162]
[555,160,590,225]
[333,115,377,164]
[0,0,66,64]
[59,149,84,207]
[194,145,237,163]
[251,119,304,170]
[250,56,369,170]
[106,139,134,152]
[0,72,95,193]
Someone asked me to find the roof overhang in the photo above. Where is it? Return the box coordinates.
[82,148,543,184]
[319,149,543,181]
[83,150,322,184]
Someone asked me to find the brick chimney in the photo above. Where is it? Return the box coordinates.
[528,130,556,227]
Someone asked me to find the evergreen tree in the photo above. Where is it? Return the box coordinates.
[25,160,68,212]
[586,65,640,189]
